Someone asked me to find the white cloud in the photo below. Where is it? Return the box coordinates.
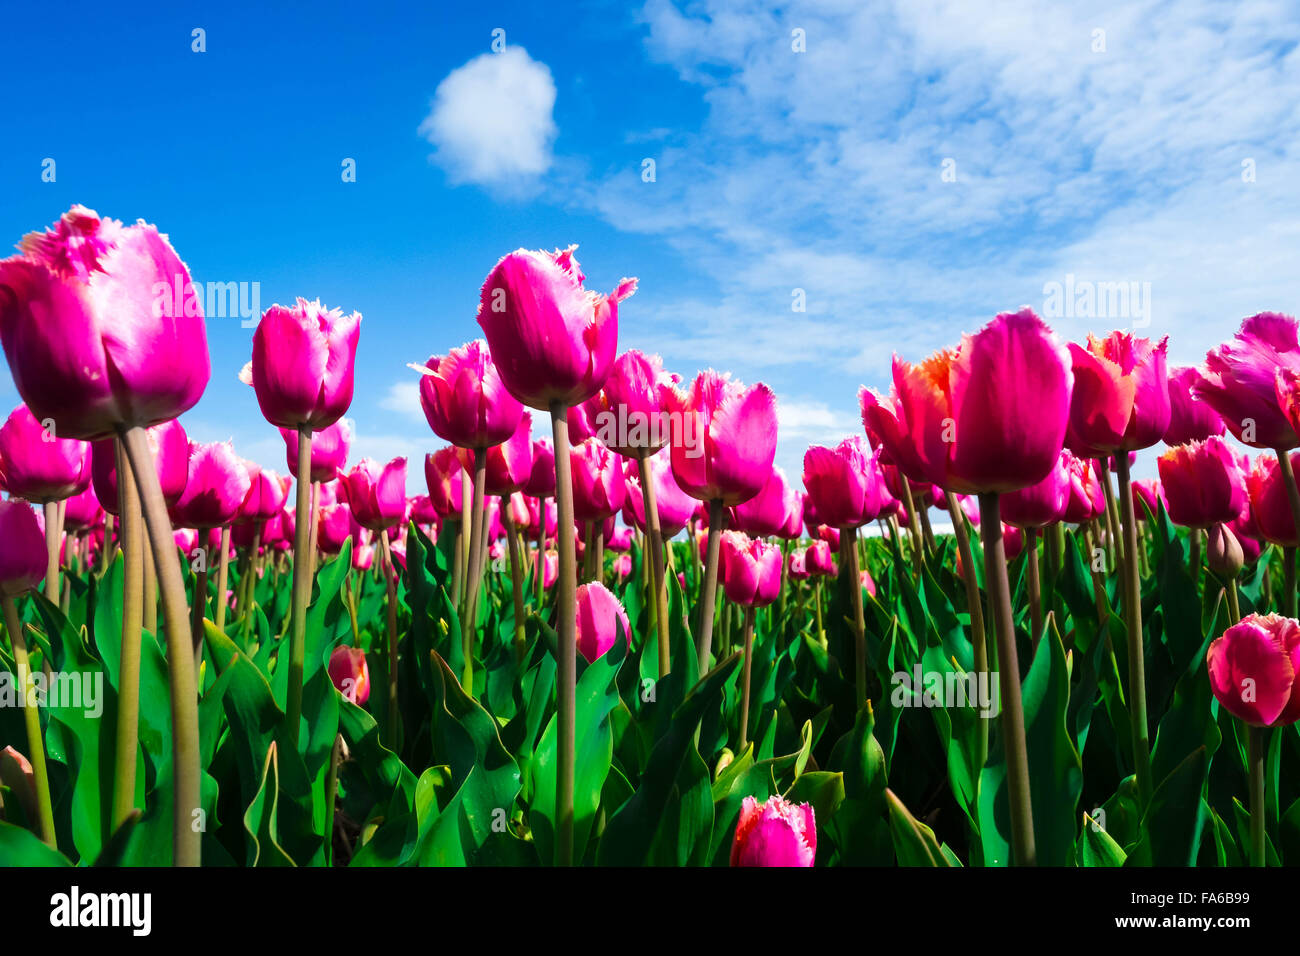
[378,380,426,424]
[419,47,558,190]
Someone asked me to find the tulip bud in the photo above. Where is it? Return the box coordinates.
[730,795,816,867]
[574,581,630,663]
[0,745,37,824]
[328,646,370,706]
[0,501,46,596]
[715,748,735,778]
[1206,523,1245,579]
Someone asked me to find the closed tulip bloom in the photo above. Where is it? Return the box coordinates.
[860,567,878,599]
[0,500,47,595]
[477,246,636,409]
[806,539,837,577]
[171,441,251,529]
[413,339,524,449]
[541,549,559,589]
[668,370,778,505]
[730,466,796,538]
[802,436,889,529]
[527,495,558,539]
[328,646,371,706]
[317,503,354,555]
[780,492,805,540]
[719,532,783,607]
[1157,437,1247,529]
[817,525,841,549]
[409,495,439,526]
[1067,332,1171,453]
[613,553,632,579]
[239,465,289,524]
[1003,524,1025,561]
[730,795,816,867]
[574,581,631,663]
[622,449,696,539]
[1130,479,1165,520]
[1206,522,1245,579]
[523,438,556,498]
[788,548,810,581]
[352,537,375,571]
[0,205,210,439]
[282,418,351,483]
[1207,614,1300,726]
[1245,452,1300,546]
[1164,366,1225,446]
[0,404,91,502]
[341,457,408,532]
[591,350,678,457]
[566,395,603,445]
[174,527,198,555]
[63,486,103,532]
[1058,455,1103,524]
[91,418,189,514]
[425,447,466,518]
[605,523,633,551]
[241,298,360,430]
[455,410,533,495]
[570,437,626,522]
[1000,450,1071,529]
[1194,313,1300,450]
[860,309,1073,493]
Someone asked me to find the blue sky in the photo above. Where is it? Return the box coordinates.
[3,0,1299,493]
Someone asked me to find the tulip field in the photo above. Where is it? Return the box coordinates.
[3,206,1300,872]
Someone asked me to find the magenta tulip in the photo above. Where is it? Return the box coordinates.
[588,349,677,457]
[622,450,695,539]
[239,465,289,524]
[425,448,466,519]
[1207,614,1300,726]
[1157,436,1247,529]
[341,457,408,532]
[802,436,890,529]
[90,418,188,514]
[0,500,47,596]
[719,532,783,607]
[1067,332,1170,454]
[328,646,371,706]
[1194,313,1300,450]
[414,339,524,449]
[0,404,90,502]
[63,486,103,532]
[455,410,533,496]
[1062,455,1106,524]
[171,441,252,529]
[570,437,626,522]
[281,418,351,483]
[574,581,631,663]
[668,370,778,506]
[523,438,556,498]
[1000,450,1070,529]
[1164,365,1225,446]
[1245,452,1300,546]
[730,795,816,867]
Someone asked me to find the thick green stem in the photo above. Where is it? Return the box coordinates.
[1026,527,1042,647]
[977,493,1036,866]
[214,526,231,630]
[120,424,201,866]
[638,457,671,677]
[947,491,988,768]
[535,502,547,606]
[738,606,756,750]
[2,595,57,847]
[696,500,725,673]
[503,503,527,661]
[286,425,314,751]
[844,526,867,708]
[1115,456,1153,806]
[143,540,157,635]
[1248,724,1266,867]
[42,501,61,604]
[380,529,401,749]
[111,438,144,830]
[550,403,577,867]
[460,447,488,689]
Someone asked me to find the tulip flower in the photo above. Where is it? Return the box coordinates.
[1207,611,1300,864]
[1158,437,1248,530]
[1245,453,1300,547]
[730,795,816,867]
[0,403,91,502]
[1194,313,1300,451]
[1000,450,1070,530]
[1066,332,1171,454]
[623,449,696,539]
[788,548,810,581]
[1062,454,1106,524]
[523,438,556,498]
[328,646,371,706]
[1207,522,1245,582]
[719,530,783,747]
[91,418,190,517]
[1130,479,1166,521]
[282,418,352,484]
[317,503,354,555]
[1164,365,1225,446]
[413,339,523,450]
[425,447,466,519]
[731,466,797,538]
[571,437,626,524]
[802,437,890,531]
[806,539,837,577]
[0,499,56,845]
[588,349,678,457]
[340,457,408,533]
[172,441,251,530]
[455,410,533,496]
[62,486,103,533]
[409,495,439,528]
[574,581,631,664]
[239,465,289,524]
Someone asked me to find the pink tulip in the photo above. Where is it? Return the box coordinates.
[612,553,632,579]
[1157,436,1248,529]
[414,339,524,449]
[729,466,796,538]
[788,549,809,581]
[62,486,103,532]
[317,503,355,555]
[570,437,626,523]
[173,528,198,555]
[0,205,210,439]
[0,404,90,502]
[409,495,440,527]
[1062,455,1106,524]
[341,457,408,532]
[455,410,533,496]
[668,370,778,505]
[806,539,837,577]
[719,532,783,607]
[281,418,351,483]
[588,349,678,457]
[1164,366,1225,446]
[1207,614,1300,726]
[1000,450,1070,529]
[523,438,556,498]
[171,441,251,529]
[1194,312,1300,450]
[622,449,696,539]
[802,436,890,529]
[242,298,360,429]
[730,795,816,867]
[328,646,371,706]
[425,448,466,519]
[239,465,289,524]
[1067,332,1171,454]
[541,549,559,589]
[1002,524,1025,561]
[860,309,1073,493]
[605,524,633,552]
[1245,452,1300,546]
[860,567,878,599]
[527,495,558,539]
[1130,479,1165,521]
[574,581,631,663]
[0,500,47,595]
[477,246,636,410]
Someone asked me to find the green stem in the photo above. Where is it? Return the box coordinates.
[977,492,1036,866]
[550,402,577,867]
[42,501,60,604]
[460,447,487,689]
[286,425,313,751]
[738,606,756,750]
[899,481,925,576]
[503,502,527,661]
[1026,527,1042,647]
[1115,456,1153,806]
[2,594,57,847]
[120,424,201,866]
[946,490,988,768]
[380,529,400,750]
[111,438,144,830]
[696,500,725,673]
[844,526,867,708]
[214,526,231,631]
[1248,724,1266,867]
